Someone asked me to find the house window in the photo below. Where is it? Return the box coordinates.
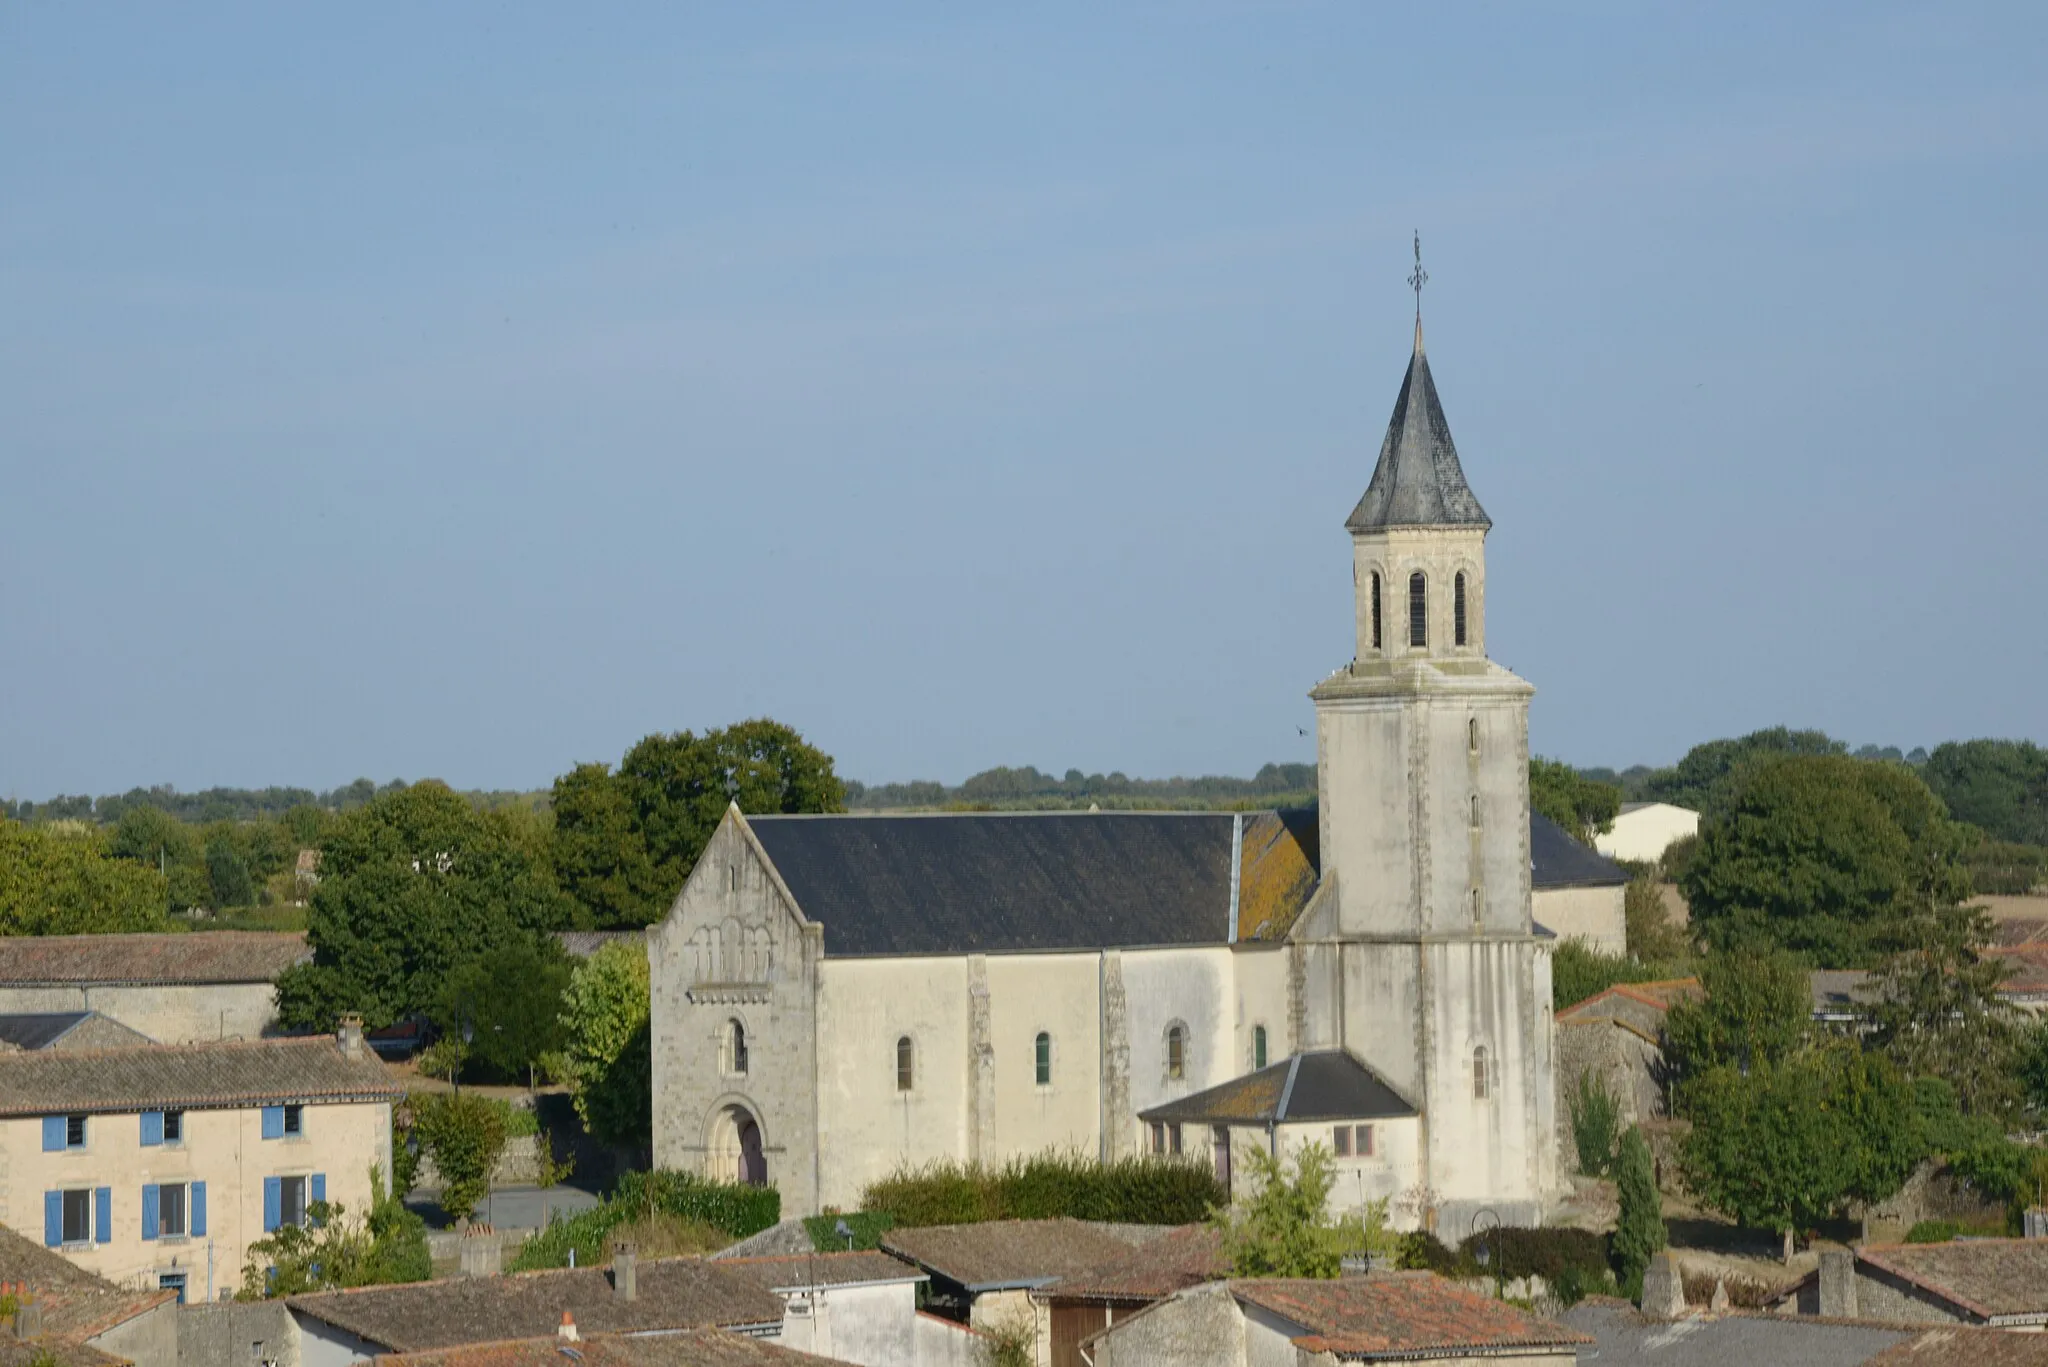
[1370,572,1382,650]
[1035,1032,1052,1087]
[1454,572,1468,646]
[1166,1025,1187,1081]
[158,1183,187,1238]
[1473,1046,1491,1101]
[1213,1126,1232,1187]
[1408,573,1427,647]
[726,1019,749,1076]
[61,1190,91,1244]
[896,1036,915,1092]
[1357,1124,1376,1158]
[280,1176,308,1229]
[283,1105,304,1137]
[1150,1122,1166,1154]
[1252,1025,1268,1071]
[1169,1123,1183,1155]
[65,1115,86,1148]
[163,1111,183,1144]
[1333,1125,1352,1157]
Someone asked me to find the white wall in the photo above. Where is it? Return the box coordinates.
[772,1281,922,1367]
[0,983,279,1043]
[984,954,1102,1159]
[1531,886,1626,956]
[1596,805,1699,864]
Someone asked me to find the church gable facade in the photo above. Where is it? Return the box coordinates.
[650,294,1608,1235]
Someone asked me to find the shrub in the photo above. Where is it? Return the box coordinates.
[1612,1127,1667,1298]
[1458,1226,1610,1284]
[1568,1073,1621,1177]
[1968,842,2048,895]
[977,1318,1033,1367]
[804,1211,897,1252]
[860,1151,1223,1228]
[1679,1270,1780,1309]
[1394,1230,1461,1274]
[1905,1220,1961,1244]
[509,1170,779,1271]
[408,1093,508,1221]
[1552,942,1676,1012]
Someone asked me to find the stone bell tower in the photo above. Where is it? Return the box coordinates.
[1307,239,1556,1234]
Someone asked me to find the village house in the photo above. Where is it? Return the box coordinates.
[0,1019,398,1302]
[1772,1241,2048,1330]
[1030,1224,1227,1367]
[0,1221,179,1367]
[650,299,1587,1239]
[878,1220,1167,1344]
[0,934,308,1044]
[1082,1272,1588,1366]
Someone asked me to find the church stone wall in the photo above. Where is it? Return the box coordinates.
[1531,886,1626,955]
[1119,947,1236,1148]
[1231,945,1292,1072]
[649,815,821,1213]
[984,953,1102,1161]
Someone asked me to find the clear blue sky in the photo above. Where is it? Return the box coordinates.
[4,3,2044,799]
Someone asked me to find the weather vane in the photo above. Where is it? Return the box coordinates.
[1408,231,1427,321]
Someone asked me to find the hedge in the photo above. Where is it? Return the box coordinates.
[1398,1227,1613,1286]
[860,1152,1224,1228]
[803,1211,896,1252]
[509,1171,780,1271]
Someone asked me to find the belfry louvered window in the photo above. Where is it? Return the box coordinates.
[1370,572,1382,649]
[1408,573,1427,647]
[1454,573,1468,646]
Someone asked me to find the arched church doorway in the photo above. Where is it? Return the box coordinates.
[708,1104,768,1188]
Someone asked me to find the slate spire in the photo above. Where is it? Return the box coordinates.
[1345,239,1490,533]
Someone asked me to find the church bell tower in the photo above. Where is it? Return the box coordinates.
[1307,238,1555,1233]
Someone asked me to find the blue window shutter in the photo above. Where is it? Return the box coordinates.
[142,1185,159,1241]
[310,1173,326,1227]
[190,1182,207,1237]
[261,1106,284,1140]
[141,1111,164,1147]
[42,1116,64,1152]
[43,1192,61,1247]
[263,1177,281,1232]
[94,1188,111,1245]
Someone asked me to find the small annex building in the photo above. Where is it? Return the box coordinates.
[0,1221,178,1367]
[0,934,308,1044]
[1772,1241,2048,1329]
[1031,1224,1227,1367]
[1594,803,1699,866]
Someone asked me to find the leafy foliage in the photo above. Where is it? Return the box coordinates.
[0,820,171,934]
[1611,1127,1666,1298]
[1905,1220,1961,1243]
[1624,871,1690,962]
[276,782,574,1030]
[803,1211,897,1251]
[975,1318,1034,1367]
[1644,728,1847,813]
[1212,1144,1384,1279]
[1551,941,1683,1012]
[1922,739,2048,847]
[1967,841,2048,896]
[1663,950,1810,1083]
[405,1093,509,1221]
[1568,1073,1621,1177]
[861,1152,1224,1228]
[846,762,1317,813]
[1869,896,2025,1120]
[555,938,652,1146]
[508,1170,780,1271]
[1681,755,1972,967]
[436,937,574,1088]
[1529,758,1622,843]
[237,1170,430,1298]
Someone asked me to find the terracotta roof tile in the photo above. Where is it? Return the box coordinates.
[1872,1325,2048,1366]
[1856,1240,2048,1321]
[291,1259,785,1351]
[375,1329,836,1367]
[0,1036,400,1117]
[0,932,308,985]
[710,1251,922,1293]
[880,1221,1160,1292]
[1232,1273,1590,1356]
[0,1223,173,1355]
[1037,1225,1228,1304]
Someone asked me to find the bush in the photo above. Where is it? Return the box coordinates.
[408,1093,507,1221]
[1553,942,1681,1012]
[1459,1226,1610,1284]
[1394,1230,1461,1274]
[1905,1220,1961,1244]
[804,1211,896,1252]
[1568,1073,1621,1177]
[1612,1127,1667,1298]
[509,1170,779,1271]
[860,1152,1223,1228]
[1968,842,2048,895]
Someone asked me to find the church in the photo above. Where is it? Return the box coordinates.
[648,289,1624,1238]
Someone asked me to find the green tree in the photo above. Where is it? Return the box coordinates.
[436,937,574,1090]
[406,1093,508,1221]
[107,804,210,909]
[205,833,256,908]
[1645,727,1845,813]
[1611,1126,1665,1297]
[0,820,172,934]
[1922,740,2048,846]
[1869,896,2024,1119]
[1664,949,1810,1084]
[1568,1073,1621,1177]
[237,1169,429,1297]
[1529,759,1622,844]
[1551,941,1672,1012]
[274,782,575,1030]
[1212,1144,1385,1278]
[556,938,652,1147]
[549,762,664,929]
[1624,870,1690,962]
[1681,755,1972,966]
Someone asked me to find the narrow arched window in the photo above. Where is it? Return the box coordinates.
[1035,1031,1052,1086]
[1370,572,1382,650]
[1473,1046,1490,1100]
[1469,718,1480,753]
[1253,1025,1268,1071]
[896,1036,914,1092]
[1471,886,1483,921]
[1454,572,1468,646]
[1470,795,1480,827]
[1408,573,1427,647]
[727,1019,748,1075]
[1166,1025,1187,1081]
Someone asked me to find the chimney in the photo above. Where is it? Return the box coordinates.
[1639,1252,1687,1320]
[458,1224,500,1279]
[14,1301,44,1340]
[337,1014,366,1061]
[557,1313,579,1344]
[1819,1249,1858,1319]
[2027,1207,2048,1240]
[612,1241,637,1302]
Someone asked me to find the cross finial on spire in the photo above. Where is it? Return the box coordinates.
[1407,230,1428,324]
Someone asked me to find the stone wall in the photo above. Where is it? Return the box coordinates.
[91,1298,178,1367]
[0,983,279,1043]
[1554,1021,1666,1168]
[1856,1161,2006,1242]
[176,1300,297,1367]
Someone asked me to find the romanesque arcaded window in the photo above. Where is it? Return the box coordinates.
[1370,572,1382,650]
[1035,1031,1052,1086]
[1409,573,1427,647]
[1473,1045,1490,1100]
[896,1036,915,1092]
[1166,1024,1187,1080]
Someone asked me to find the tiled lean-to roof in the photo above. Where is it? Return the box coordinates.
[0,1221,176,1355]
[0,1036,400,1117]
[880,1220,1166,1294]
[710,1251,924,1294]
[1035,1224,1228,1304]
[1138,1051,1417,1128]
[0,931,309,985]
[1854,1240,2048,1322]
[374,1329,840,1367]
[1232,1274,1588,1358]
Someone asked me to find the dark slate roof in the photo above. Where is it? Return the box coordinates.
[0,1013,98,1050]
[1529,812,1630,889]
[0,1036,401,1117]
[747,813,1239,956]
[1346,328,1490,533]
[1138,1050,1416,1127]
